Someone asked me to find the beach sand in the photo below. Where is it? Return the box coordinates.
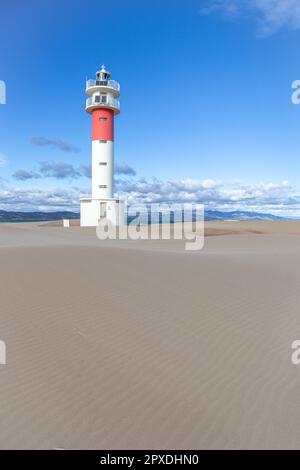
[0,221,300,449]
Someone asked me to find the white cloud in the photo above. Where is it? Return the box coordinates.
[39,161,81,179]
[0,185,81,212]
[1,176,300,216]
[170,178,221,192]
[114,177,300,215]
[115,162,136,176]
[201,0,300,36]
[13,161,136,181]
[13,170,41,181]
[30,137,80,154]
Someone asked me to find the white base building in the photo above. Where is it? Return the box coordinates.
[80,198,125,227]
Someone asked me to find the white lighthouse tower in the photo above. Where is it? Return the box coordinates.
[80,65,124,226]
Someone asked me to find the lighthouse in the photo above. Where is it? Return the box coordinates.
[80,65,124,226]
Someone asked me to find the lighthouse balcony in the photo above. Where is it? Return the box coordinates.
[86,79,120,97]
[86,96,120,114]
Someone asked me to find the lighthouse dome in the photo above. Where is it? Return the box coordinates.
[96,65,111,81]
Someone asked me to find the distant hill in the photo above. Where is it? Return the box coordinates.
[204,210,288,221]
[0,210,80,222]
[0,209,292,223]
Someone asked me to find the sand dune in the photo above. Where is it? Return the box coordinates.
[0,221,300,449]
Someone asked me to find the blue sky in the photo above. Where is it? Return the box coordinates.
[1,0,300,214]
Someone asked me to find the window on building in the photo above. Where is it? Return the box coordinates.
[99,162,107,165]
[99,140,107,143]
[99,185,107,188]
[100,117,107,122]
[101,95,107,104]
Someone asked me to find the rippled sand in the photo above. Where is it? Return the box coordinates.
[0,221,300,449]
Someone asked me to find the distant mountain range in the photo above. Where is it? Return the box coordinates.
[204,210,288,221]
[0,210,80,222]
[0,209,291,222]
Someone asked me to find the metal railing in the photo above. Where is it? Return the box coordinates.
[86,96,120,112]
[86,79,120,93]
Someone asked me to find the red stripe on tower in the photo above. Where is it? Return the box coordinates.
[92,108,114,141]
